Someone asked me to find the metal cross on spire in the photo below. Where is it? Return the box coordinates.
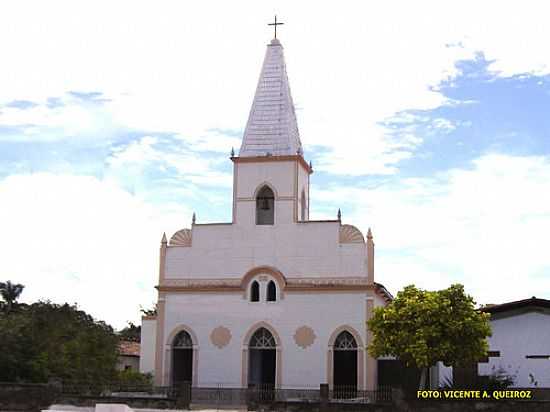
[268,15,284,39]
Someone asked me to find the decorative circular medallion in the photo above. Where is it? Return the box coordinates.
[293,326,316,349]
[210,326,232,349]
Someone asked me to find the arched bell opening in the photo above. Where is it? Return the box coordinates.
[256,185,275,225]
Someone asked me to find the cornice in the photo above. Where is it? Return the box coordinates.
[231,155,312,174]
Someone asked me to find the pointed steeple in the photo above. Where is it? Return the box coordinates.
[239,38,302,157]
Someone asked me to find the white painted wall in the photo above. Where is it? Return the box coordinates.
[236,161,296,199]
[373,293,387,309]
[140,318,157,375]
[437,310,550,388]
[438,363,453,387]
[165,221,368,279]
[479,311,550,387]
[162,289,369,388]
[297,162,309,221]
[165,154,368,282]
[155,156,378,388]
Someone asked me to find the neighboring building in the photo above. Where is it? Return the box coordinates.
[439,297,550,388]
[140,36,392,390]
[479,297,550,387]
[118,340,140,371]
[140,315,157,375]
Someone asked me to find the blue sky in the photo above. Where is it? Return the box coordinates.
[1,1,549,329]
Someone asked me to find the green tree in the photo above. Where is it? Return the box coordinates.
[0,301,119,383]
[367,284,491,389]
[0,280,25,312]
[118,321,141,342]
[140,303,157,317]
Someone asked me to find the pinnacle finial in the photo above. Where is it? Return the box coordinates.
[367,227,373,240]
[161,232,167,244]
[337,208,341,221]
[230,147,235,157]
[268,15,284,39]
[309,160,313,170]
[192,212,196,225]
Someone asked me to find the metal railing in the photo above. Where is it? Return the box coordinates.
[191,385,248,405]
[60,381,177,398]
[59,381,392,405]
[329,385,392,403]
[192,383,391,405]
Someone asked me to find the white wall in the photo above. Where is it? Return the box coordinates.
[437,310,550,388]
[297,162,309,221]
[235,160,298,227]
[479,311,550,387]
[162,289,368,388]
[438,363,453,387]
[158,156,375,388]
[165,221,368,279]
[140,318,157,375]
[118,355,140,372]
[235,161,296,199]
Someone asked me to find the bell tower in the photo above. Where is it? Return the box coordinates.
[231,36,312,227]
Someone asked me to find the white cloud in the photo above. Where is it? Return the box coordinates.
[431,118,456,132]
[1,1,549,324]
[1,1,549,173]
[0,173,191,329]
[106,135,233,188]
[312,153,550,304]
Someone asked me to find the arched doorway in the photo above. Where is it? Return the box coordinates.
[333,331,358,398]
[248,327,277,389]
[172,330,193,386]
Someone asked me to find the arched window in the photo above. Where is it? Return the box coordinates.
[173,330,193,348]
[249,328,276,349]
[300,189,306,221]
[334,331,357,350]
[250,281,260,302]
[267,280,277,302]
[256,185,275,225]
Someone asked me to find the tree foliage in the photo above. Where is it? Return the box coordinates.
[368,284,491,370]
[0,301,119,383]
[140,303,157,317]
[0,280,25,312]
[118,322,141,342]
[115,369,153,387]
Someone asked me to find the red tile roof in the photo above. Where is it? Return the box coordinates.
[119,340,140,357]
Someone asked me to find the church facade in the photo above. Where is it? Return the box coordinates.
[140,37,392,390]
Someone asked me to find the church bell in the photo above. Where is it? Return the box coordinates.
[260,197,270,210]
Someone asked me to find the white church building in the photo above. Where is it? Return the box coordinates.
[140,35,392,390]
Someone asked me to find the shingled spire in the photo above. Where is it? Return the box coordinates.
[239,38,303,157]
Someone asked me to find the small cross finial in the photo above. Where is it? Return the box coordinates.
[337,208,341,221]
[192,212,196,225]
[268,15,284,39]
